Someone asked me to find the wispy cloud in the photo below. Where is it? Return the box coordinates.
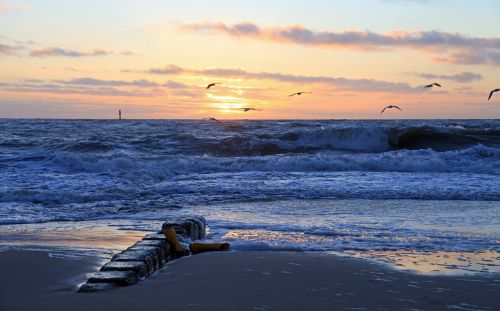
[145,64,415,93]
[178,22,500,65]
[59,77,192,90]
[61,77,161,87]
[0,42,23,55]
[413,71,483,83]
[30,47,112,57]
[433,50,500,66]
[162,80,191,89]
[146,64,185,75]
[15,39,36,45]
[0,82,157,97]
[0,77,196,98]
[0,1,32,12]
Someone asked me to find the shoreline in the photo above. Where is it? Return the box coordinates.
[1,250,498,311]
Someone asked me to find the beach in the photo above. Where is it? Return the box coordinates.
[1,119,499,309]
[0,250,498,311]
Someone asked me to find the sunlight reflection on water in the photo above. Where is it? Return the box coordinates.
[343,250,500,276]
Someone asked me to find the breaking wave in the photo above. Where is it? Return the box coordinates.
[1,119,499,225]
[48,143,500,176]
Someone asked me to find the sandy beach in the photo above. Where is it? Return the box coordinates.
[0,250,498,311]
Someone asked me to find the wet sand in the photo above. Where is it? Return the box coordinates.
[0,250,498,311]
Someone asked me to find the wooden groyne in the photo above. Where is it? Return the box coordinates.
[78,217,206,292]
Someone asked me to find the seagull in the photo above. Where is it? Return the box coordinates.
[289,91,312,97]
[380,105,402,114]
[206,83,220,89]
[240,108,261,112]
[488,88,500,100]
[423,83,442,90]
[202,117,222,123]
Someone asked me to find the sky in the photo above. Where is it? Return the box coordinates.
[0,0,499,119]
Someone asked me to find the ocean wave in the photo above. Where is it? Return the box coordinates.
[2,120,500,217]
[296,126,391,152]
[201,124,500,155]
[50,144,500,175]
[3,120,499,156]
[288,124,499,153]
[65,141,116,152]
[390,126,500,151]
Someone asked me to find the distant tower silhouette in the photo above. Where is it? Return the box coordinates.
[119,109,122,120]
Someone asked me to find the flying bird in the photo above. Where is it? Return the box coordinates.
[206,83,220,89]
[423,83,442,90]
[381,105,402,114]
[289,91,312,97]
[202,117,222,123]
[488,88,500,100]
[240,108,261,112]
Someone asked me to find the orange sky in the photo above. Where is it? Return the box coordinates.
[0,0,499,119]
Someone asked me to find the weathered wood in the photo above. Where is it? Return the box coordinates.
[78,282,118,293]
[134,239,170,250]
[112,250,158,273]
[127,245,166,267]
[78,216,208,292]
[100,261,149,278]
[87,271,139,286]
[162,216,206,240]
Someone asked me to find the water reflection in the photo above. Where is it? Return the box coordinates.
[345,250,500,276]
[0,220,146,252]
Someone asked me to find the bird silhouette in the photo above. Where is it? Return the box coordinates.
[206,83,220,89]
[381,105,402,114]
[488,88,499,100]
[240,108,261,112]
[202,117,222,122]
[289,91,312,97]
[423,83,442,90]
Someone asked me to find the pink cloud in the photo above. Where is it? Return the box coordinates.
[413,71,483,83]
[179,22,500,65]
[0,42,23,55]
[145,64,415,93]
[30,47,112,57]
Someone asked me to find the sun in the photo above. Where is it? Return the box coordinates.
[207,93,249,114]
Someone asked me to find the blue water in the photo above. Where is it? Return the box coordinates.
[0,119,499,270]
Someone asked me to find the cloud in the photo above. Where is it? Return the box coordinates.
[120,50,136,56]
[14,39,36,45]
[433,50,500,66]
[0,1,32,12]
[178,22,500,65]
[30,47,112,57]
[0,83,158,97]
[61,77,161,87]
[145,64,414,93]
[413,72,483,83]
[0,77,196,98]
[146,65,185,75]
[59,77,192,89]
[163,81,191,89]
[0,42,23,55]
[180,22,500,49]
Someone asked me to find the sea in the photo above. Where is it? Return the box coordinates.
[0,119,499,275]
